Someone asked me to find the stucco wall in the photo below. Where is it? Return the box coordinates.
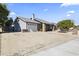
[19,19,26,30]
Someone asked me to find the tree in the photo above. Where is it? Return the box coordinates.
[57,19,74,32]
[5,17,13,26]
[0,3,9,16]
[0,3,9,32]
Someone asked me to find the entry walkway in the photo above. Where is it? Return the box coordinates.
[32,38,79,56]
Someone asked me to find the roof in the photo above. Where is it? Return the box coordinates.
[15,16,55,25]
[35,18,55,25]
[16,16,40,24]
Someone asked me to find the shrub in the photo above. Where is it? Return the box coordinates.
[57,19,74,32]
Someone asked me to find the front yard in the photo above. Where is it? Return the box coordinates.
[1,31,79,56]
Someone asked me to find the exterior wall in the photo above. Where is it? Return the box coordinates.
[18,19,26,31]
[14,19,26,32]
[26,23,38,32]
[14,21,21,32]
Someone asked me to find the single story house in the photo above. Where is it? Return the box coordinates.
[14,14,56,32]
[14,17,39,32]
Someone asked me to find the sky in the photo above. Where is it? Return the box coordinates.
[7,3,79,25]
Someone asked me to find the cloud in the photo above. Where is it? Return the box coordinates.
[60,3,79,7]
[43,9,48,12]
[67,14,71,17]
[67,10,75,14]
[10,12,16,16]
[66,10,75,17]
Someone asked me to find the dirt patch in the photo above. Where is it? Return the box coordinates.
[1,32,79,56]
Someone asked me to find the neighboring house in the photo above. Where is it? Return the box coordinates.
[14,14,56,32]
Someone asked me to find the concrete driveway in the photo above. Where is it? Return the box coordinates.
[32,38,79,56]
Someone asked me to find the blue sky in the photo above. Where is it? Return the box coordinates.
[7,3,79,25]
